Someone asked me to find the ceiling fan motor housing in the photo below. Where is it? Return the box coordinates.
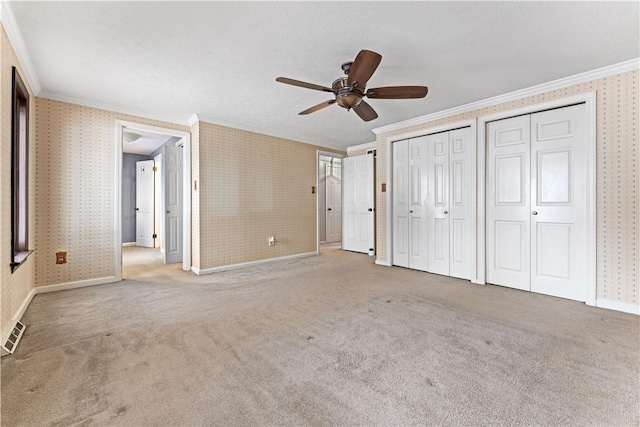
[332,76,364,110]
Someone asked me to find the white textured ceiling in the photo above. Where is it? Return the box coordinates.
[7,1,640,149]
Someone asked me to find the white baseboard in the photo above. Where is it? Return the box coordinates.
[35,276,119,294]
[596,299,640,315]
[122,242,136,247]
[1,287,36,346]
[374,260,391,267]
[193,252,317,275]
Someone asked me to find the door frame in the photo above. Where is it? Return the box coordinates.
[383,119,477,272]
[115,120,192,279]
[477,92,596,305]
[316,150,345,253]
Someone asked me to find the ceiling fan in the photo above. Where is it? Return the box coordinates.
[276,49,428,122]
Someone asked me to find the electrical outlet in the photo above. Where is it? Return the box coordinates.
[56,252,67,264]
[268,236,275,246]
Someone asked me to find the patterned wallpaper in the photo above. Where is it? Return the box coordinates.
[375,69,639,307]
[34,98,188,287]
[195,121,343,270]
[1,25,36,341]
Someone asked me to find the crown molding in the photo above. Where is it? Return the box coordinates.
[372,58,640,135]
[187,113,199,127]
[347,141,377,154]
[1,1,42,94]
[38,91,191,127]
[190,113,346,151]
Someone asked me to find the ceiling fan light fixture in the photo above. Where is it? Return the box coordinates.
[336,92,362,109]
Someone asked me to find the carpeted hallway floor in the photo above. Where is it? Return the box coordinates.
[2,246,639,426]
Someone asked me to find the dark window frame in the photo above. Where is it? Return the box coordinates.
[11,67,32,273]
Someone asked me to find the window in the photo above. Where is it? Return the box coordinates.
[11,67,31,272]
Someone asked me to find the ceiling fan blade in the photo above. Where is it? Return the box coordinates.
[353,100,378,122]
[366,86,429,99]
[299,99,336,115]
[347,50,382,88]
[276,77,333,93]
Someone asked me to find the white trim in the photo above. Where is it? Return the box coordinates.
[192,252,317,275]
[0,2,42,94]
[116,120,193,277]
[191,113,345,151]
[374,259,391,267]
[347,141,376,155]
[477,92,597,303]
[122,242,136,247]
[596,299,640,315]
[382,119,477,273]
[35,276,118,294]
[372,58,639,135]
[1,288,36,346]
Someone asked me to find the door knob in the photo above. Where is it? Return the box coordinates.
[136,208,139,211]
[443,211,448,215]
[409,210,414,213]
[368,208,373,212]
[532,211,538,215]
[327,208,332,211]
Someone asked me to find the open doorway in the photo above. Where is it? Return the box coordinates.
[317,151,345,253]
[116,121,191,280]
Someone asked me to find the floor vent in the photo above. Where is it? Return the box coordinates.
[2,321,26,356]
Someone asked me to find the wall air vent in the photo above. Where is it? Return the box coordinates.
[2,321,26,356]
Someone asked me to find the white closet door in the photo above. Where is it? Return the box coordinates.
[486,104,588,302]
[448,127,473,280]
[407,136,429,271]
[426,132,450,275]
[393,140,409,267]
[486,115,531,291]
[530,104,587,301]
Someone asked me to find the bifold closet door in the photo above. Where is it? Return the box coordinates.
[487,103,588,302]
[426,128,473,279]
[392,137,428,271]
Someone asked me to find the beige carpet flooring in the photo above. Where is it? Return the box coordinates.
[2,246,639,426]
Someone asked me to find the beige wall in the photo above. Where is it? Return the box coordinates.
[1,24,36,341]
[194,121,343,271]
[375,69,639,307]
[34,98,188,287]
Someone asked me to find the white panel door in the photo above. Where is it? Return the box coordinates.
[136,159,155,248]
[326,161,342,243]
[486,115,531,290]
[426,132,450,275]
[163,145,183,264]
[448,127,473,280]
[393,137,429,271]
[407,136,429,271]
[393,140,409,267]
[486,104,588,302]
[530,104,587,301]
[342,154,374,253]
